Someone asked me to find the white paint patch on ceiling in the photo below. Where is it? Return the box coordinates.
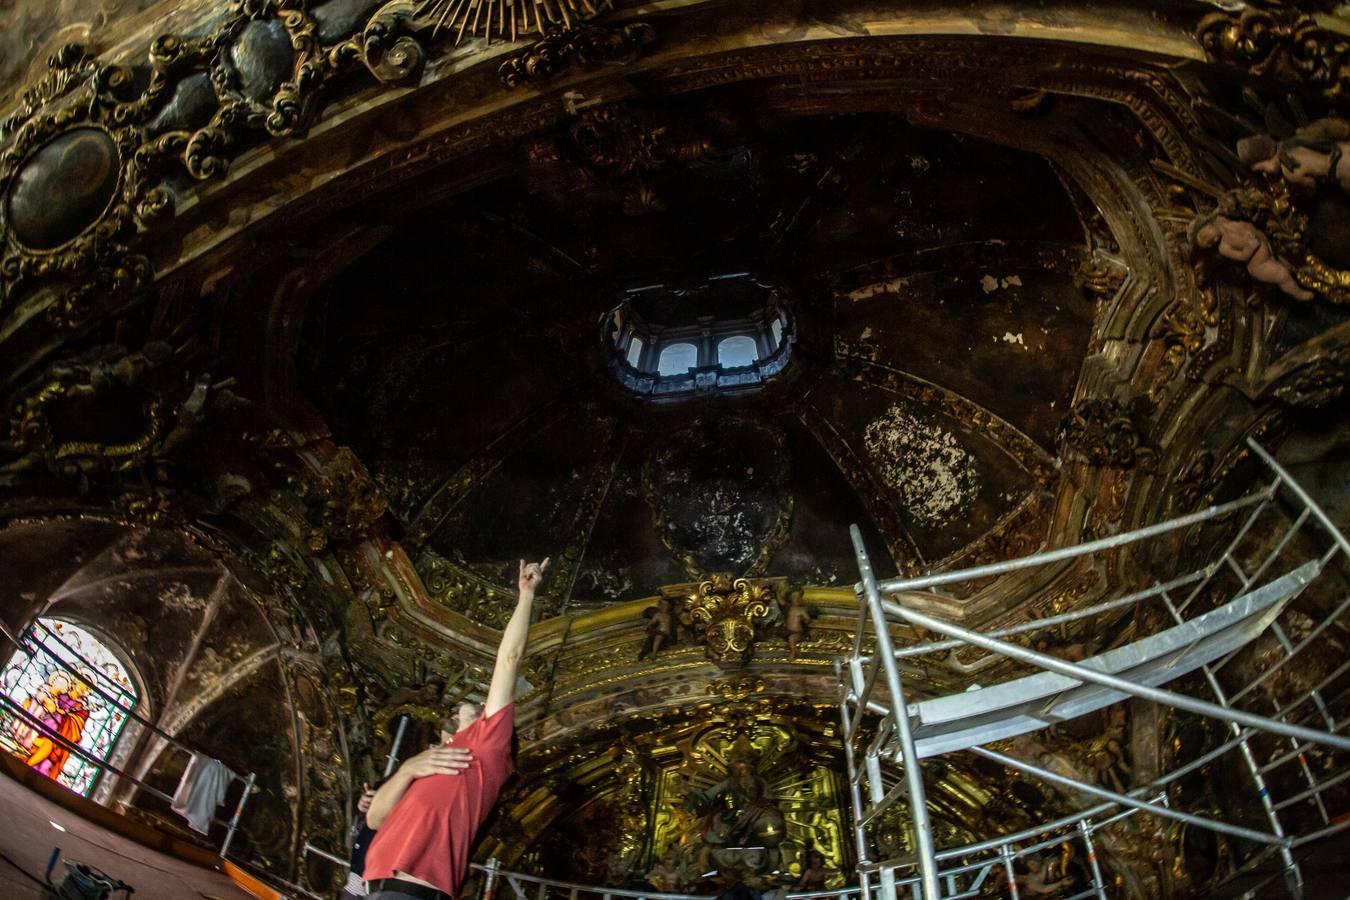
[863,406,980,529]
[980,273,1024,293]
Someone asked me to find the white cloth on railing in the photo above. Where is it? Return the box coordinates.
[171,752,231,834]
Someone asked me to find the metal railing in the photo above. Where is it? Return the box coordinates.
[840,438,1350,899]
[296,854,887,900]
[467,861,881,900]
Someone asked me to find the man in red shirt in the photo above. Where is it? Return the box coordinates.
[363,557,550,900]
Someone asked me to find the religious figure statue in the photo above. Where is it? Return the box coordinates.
[1237,118,1350,193]
[684,753,787,876]
[780,590,813,659]
[1191,212,1313,301]
[794,849,836,891]
[645,848,687,892]
[640,596,680,659]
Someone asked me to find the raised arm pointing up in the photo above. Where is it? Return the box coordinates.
[484,557,549,718]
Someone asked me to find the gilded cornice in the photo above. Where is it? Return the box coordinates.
[0,2,1223,312]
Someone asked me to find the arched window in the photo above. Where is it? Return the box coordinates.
[1,619,137,796]
[626,335,644,368]
[718,335,759,368]
[658,343,699,376]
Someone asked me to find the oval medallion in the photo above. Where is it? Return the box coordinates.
[5,128,120,251]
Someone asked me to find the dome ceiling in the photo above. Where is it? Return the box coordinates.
[3,2,1348,894]
[301,109,1092,607]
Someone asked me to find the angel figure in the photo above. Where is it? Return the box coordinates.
[1237,117,1350,193]
[1191,212,1313,301]
[780,589,813,659]
[640,595,679,659]
[794,848,836,891]
[646,848,686,892]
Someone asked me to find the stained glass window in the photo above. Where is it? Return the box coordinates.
[0,619,137,797]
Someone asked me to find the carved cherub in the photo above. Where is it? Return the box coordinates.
[794,848,835,891]
[780,589,813,659]
[639,595,679,659]
[1191,211,1314,301]
[1237,117,1350,193]
[646,848,685,892]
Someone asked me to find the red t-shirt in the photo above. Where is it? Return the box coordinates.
[364,705,514,896]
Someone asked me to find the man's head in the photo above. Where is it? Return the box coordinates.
[441,701,484,740]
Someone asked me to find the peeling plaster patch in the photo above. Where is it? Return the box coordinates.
[980,274,1024,293]
[1001,332,1025,347]
[577,565,633,600]
[648,430,784,573]
[846,278,905,302]
[159,581,207,612]
[863,407,980,529]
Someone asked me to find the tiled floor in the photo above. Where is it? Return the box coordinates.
[0,771,253,900]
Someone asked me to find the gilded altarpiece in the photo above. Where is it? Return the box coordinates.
[646,721,848,891]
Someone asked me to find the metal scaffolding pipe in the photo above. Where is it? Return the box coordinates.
[888,571,1206,660]
[876,587,1350,753]
[971,747,1286,847]
[1248,438,1350,556]
[868,490,1271,596]
[851,525,939,900]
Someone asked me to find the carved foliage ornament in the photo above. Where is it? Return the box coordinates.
[0,0,620,331]
[418,551,520,628]
[680,574,776,665]
[1057,399,1157,470]
[0,47,157,327]
[1198,8,1348,102]
[499,22,655,87]
[1273,356,1348,406]
[1,342,245,485]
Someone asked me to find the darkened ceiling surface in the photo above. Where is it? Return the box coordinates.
[4,2,1350,895]
[300,112,1091,603]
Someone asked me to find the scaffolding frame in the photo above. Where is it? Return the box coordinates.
[840,439,1350,900]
